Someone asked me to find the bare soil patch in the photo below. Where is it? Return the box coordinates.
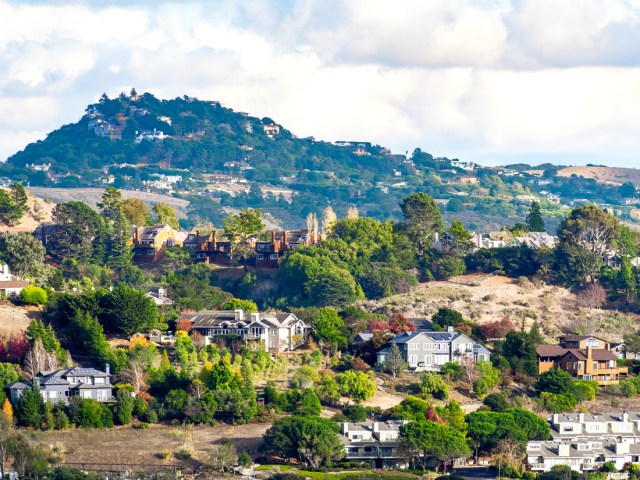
[32,422,270,467]
[0,302,40,336]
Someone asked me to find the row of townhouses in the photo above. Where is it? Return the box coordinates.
[35,223,323,268]
[527,412,640,472]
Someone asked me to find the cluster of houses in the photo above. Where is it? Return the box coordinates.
[527,412,640,473]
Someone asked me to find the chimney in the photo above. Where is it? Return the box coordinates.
[616,442,630,454]
[158,287,167,298]
[136,226,143,243]
[433,232,439,245]
[579,412,585,423]
[447,326,454,333]
[552,413,559,424]
[342,423,349,434]
[271,230,276,245]
[235,309,244,321]
[195,230,200,246]
[211,230,217,250]
[557,444,570,457]
[623,411,629,423]
[250,312,260,323]
[587,346,593,363]
[373,421,380,433]
[283,230,289,246]
[105,363,111,376]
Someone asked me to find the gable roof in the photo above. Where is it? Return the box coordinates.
[537,344,568,357]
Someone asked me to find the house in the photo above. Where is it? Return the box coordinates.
[100,174,115,185]
[0,264,29,298]
[458,176,478,185]
[527,412,640,472]
[376,328,490,371]
[263,124,280,137]
[135,129,168,143]
[499,169,519,176]
[528,179,552,186]
[450,160,475,171]
[144,288,174,306]
[253,229,323,268]
[515,194,538,204]
[6,366,113,405]
[132,225,186,264]
[507,232,558,249]
[545,193,561,204]
[181,309,309,353]
[33,222,58,245]
[339,421,410,468]
[26,163,51,172]
[537,335,627,385]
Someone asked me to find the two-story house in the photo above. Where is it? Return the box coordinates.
[339,421,410,468]
[527,412,640,472]
[180,309,308,353]
[376,328,490,371]
[132,225,186,264]
[537,335,627,385]
[6,366,113,405]
[0,264,29,299]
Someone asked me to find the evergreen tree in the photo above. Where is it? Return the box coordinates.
[107,207,133,268]
[525,201,545,232]
[400,193,444,252]
[9,183,28,210]
[15,384,44,428]
[114,388,134,425]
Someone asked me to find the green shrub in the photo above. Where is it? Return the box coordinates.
[19,286,48,305]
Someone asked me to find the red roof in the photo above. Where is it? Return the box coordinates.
[0,280,29,288]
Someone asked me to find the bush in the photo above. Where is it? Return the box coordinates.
[432,256,466,280]
[133,422,149,429]
[19,286,48,305]
[238,451,253,467]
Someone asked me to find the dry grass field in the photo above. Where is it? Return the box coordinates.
[361,274,640,343]
[32,422,271,468]
[26,187,190,219]
[0,302,41,336]
[557,166,640,186]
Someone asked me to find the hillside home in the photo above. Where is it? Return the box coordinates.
[135,129,168,143]
[450,160,476,171]
[180,309,308,353]
[6,366,113,405]
[339,421,410,468]
[376,328,490,371]
[33,222,58,245]
[537,335,627,385]
[527,412,640,472]
[507,232,558,249]
[0,264,29,298]
[144,288,174,306]
[262,124,280,137]
[26,163,51,172]
[132,224,186,264]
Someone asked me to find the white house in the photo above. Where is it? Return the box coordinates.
[180,309,309,353]
[0,264,29,299]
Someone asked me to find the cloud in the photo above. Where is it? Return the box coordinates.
[0,0,640,168]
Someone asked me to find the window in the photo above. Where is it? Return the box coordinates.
[593,362,598,370]
[577,363,583,370]
[270,254,278,260]
[423,344,428,350]
[147,250,154,255]
[563,426,574,432]
[256,253,264,260]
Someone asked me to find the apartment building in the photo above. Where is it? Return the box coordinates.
[527,412,640,472]
[339,421,410,468]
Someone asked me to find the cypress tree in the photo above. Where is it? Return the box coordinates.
[525,201,545,232]
[15,384,44,428]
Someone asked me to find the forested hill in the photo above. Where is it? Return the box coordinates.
[2,91,638,231]
[4,91,404,181]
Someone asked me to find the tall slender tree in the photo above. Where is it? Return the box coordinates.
[525,201,545,232]
[400,193,444,252]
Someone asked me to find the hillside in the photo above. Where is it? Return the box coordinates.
[361,274,639,344]
[557,166,640,186]
[2,91,639,230]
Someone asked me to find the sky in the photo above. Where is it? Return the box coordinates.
[1,0,640,168]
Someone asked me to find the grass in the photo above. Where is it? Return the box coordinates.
[253,468,419,480]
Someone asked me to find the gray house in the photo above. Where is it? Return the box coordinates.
[6,366,113,405]
[377,327,491,371]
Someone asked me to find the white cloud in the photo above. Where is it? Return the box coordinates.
[0,0,640,168]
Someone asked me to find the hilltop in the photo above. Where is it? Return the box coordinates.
[2,91,640,230]
[557,165,640,186]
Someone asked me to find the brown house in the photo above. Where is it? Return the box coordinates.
[132,225,185,264]
[537,335,628,385]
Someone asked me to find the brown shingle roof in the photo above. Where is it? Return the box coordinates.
[0,280,29,288]
[537,345,568,357]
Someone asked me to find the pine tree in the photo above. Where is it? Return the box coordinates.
[15,384,44,428]
[160,349,171,371]
[9,183,28,211]
[107,208,133,268]
[384,343,408,378]
[525,201,545,232]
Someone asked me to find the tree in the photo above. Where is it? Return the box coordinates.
[262,416,343,467]
[442,220,474,256]
[9,182,28,210]
[223,208,264,262]
[203,442,238,474]
[0,232,46,279]
[493,438,525,478]
[535,368,575,395]
[0,190,23,226]
[432,307,464,328]
[336,371,376,401]
[122,198,150,226]
[400,193,444,252]
[97,186,122,221]
[346,206,359,219]
[576,283,607,310]
[220,298,258,313]
[399,421,470,471]
[556,205,621,284]
[101,283,159,335]
[420,372,449,400]
[15,384,44,428]
[0,411,14,479]
[297,389,322,416]
[389,313,416,334]
[312,308,347,354]
[321,206,337,234]
[526,201,545,232]
[19,286,48,305]
[152,203,179,229]
[51,201,104,261]
[432,256,466,280]
[384,343,408,378]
